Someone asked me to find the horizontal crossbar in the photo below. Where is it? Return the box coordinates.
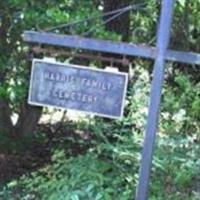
[23,31,200,65]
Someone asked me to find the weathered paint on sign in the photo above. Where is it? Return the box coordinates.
[29,59,128,119]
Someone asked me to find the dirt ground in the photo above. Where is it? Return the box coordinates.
[0,122,93,185]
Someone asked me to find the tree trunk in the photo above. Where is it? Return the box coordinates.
[15,102,42,137]
[0,99,14,135]
[0,13,14,135]
[0,12,42,137]
[103,0,132,41]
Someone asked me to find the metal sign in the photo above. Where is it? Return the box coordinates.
[28,59,128,119]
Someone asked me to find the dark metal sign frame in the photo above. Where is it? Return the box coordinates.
[23,0,200,199]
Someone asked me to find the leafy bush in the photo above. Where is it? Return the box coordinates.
[0,151,135,200]
[161,71,200,138]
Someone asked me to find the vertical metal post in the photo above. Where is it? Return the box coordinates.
[135,0,175,200]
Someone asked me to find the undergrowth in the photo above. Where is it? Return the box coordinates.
[0,66,199,200]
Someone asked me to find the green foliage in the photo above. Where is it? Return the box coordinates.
[0,0,200,199]
[1,64,199,200]
[152,135,200,199]
[0,151,134,200]
[161,71,200,138]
